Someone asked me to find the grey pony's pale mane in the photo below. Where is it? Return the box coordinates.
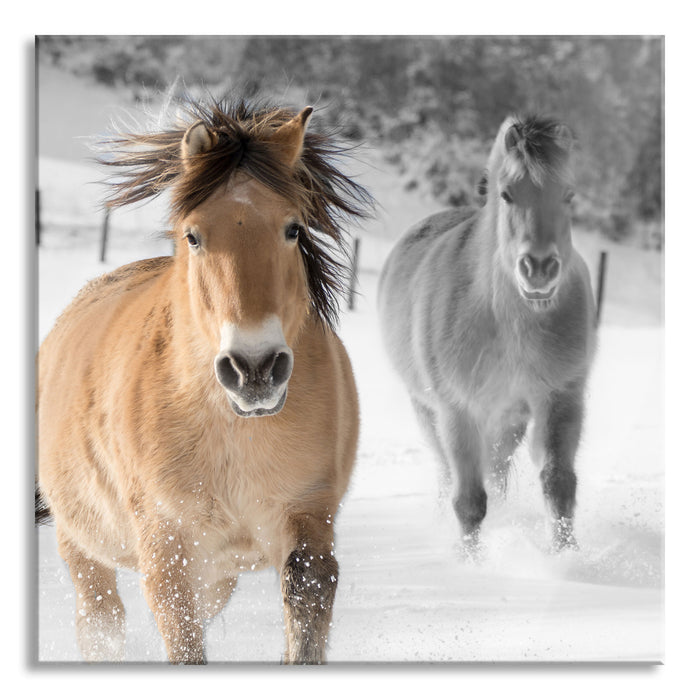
[492,114,574,191]
[96,96,374,329]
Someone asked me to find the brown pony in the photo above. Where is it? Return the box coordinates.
[36,97,371,664]
[378,115,596,554]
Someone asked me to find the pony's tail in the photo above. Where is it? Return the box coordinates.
[35,483,52,526]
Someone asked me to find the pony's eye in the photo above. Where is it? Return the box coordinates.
[184,231,200,248]
[564,190,575,204]
[500,191,513,204]
[285,223,304,242]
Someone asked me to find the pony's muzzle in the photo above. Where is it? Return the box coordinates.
[215,346,293,417]
[516,253,561,297]
[216,348,293,390]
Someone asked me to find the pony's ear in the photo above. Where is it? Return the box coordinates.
[554,124,574,151]
[269,106,313,167]
[504,124,522,152]
[181,121,217,165]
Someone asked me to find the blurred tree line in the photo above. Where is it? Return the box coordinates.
[38,35,663,248]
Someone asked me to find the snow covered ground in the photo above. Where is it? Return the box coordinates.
[32,64,664,668]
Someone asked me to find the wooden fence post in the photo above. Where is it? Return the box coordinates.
[348,237,361,311]
[35,189,41,246]
[595,250,608,327]
[99,207,111,263]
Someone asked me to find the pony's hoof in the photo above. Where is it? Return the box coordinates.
[456,532,485,563]
[76,614,126,663]
[550,518,578,553]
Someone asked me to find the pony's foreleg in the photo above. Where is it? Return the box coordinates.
[532,387,584,551]
[280,512,338,664]
[437,407,487,551]
[138,527,205,664]
[57,530,126,662]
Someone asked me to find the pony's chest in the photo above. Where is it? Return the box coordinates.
[189,442,302,517]
[146,398,331,570]
[182,411,308,494]
[168,429,307,545]
[198,487,284,571]
[160,459,290,573]
[461,346,523,408]
[457,326,571,406]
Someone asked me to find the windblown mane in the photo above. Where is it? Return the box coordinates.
[490,114,574,191]
[97,96,374,329]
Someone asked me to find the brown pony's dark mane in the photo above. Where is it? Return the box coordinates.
[97,96,373,329]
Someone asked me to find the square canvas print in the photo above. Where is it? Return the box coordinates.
[34,35,663,664]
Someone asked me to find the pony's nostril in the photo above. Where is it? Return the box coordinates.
[543,256,561,281]
[215,353,247,391]
[518,255,535,280]
[259,350,293,387]
[270,350,293,386]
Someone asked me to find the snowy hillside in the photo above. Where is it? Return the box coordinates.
[35,65,664,665]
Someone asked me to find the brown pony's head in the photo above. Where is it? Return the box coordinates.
[100,98,371,416]
[485,115,575,311]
